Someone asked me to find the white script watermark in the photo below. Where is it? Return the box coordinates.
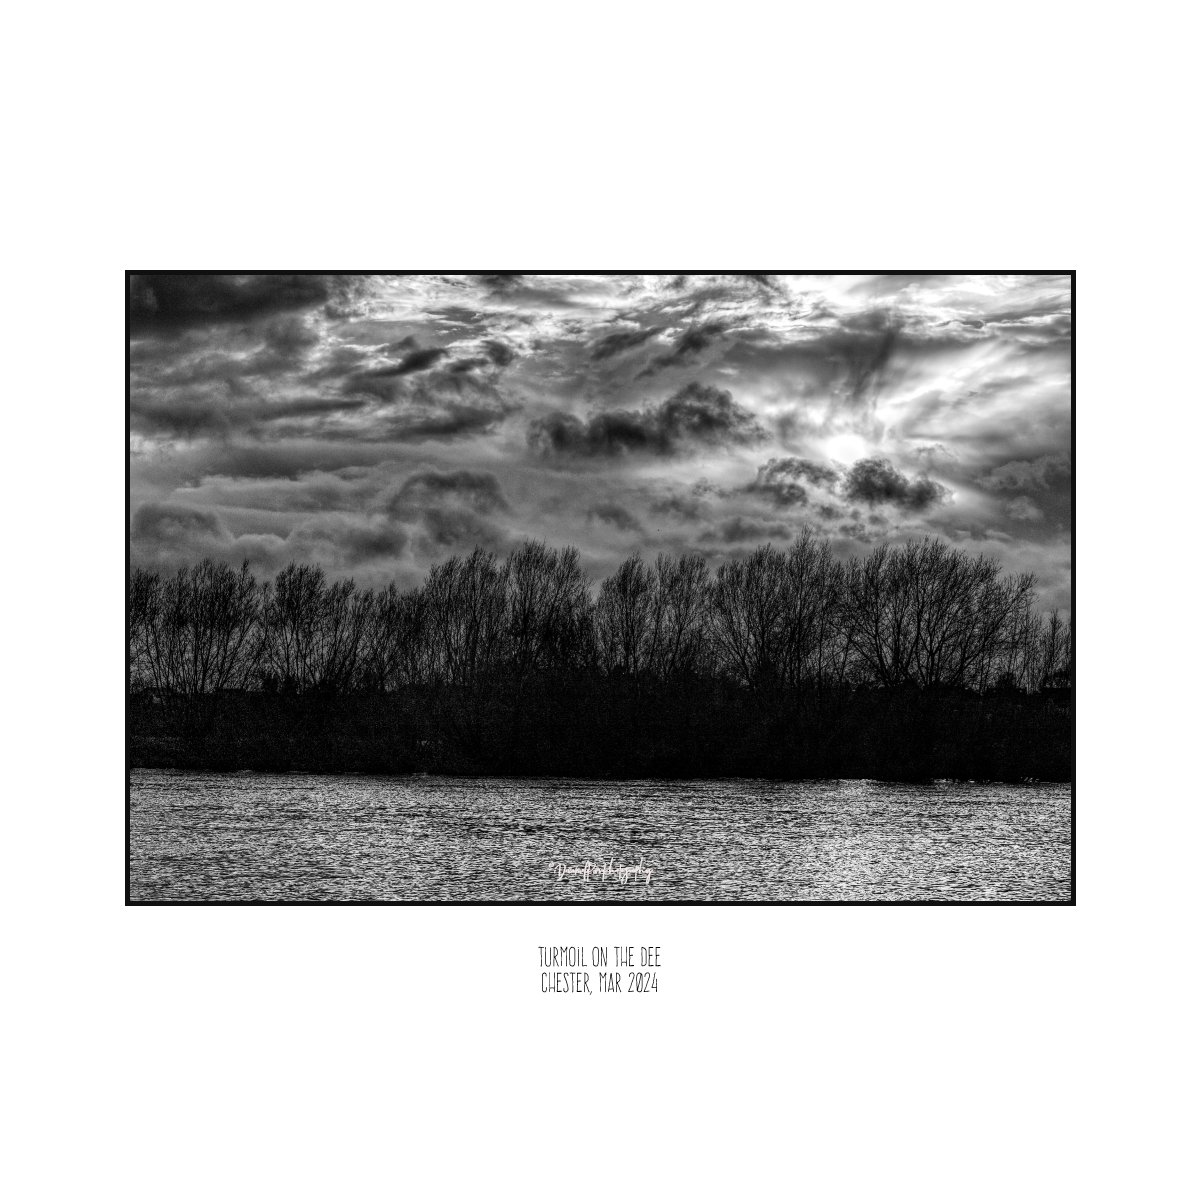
[550,855,655,887]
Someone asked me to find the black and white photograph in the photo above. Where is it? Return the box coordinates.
[15,3,1200,1198]
[127,272,1073,903]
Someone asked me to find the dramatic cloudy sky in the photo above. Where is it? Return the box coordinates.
[128,273,1072,606]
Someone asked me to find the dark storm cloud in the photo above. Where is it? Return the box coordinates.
[131,501,286,572]
[371,402,510,442]
[843,457,949,511]
[836,520,874,544]
[128,307,327,388]
[136,441,406,485]
[372,468,512,560]
[288,516,409,566]
[475,273,525,294]
[417,508,506,555]
[130,394,241,440]
[649,491,710,522]
[590,326,661,360]
[656,382,763,443]
[837,310,901,404]
[712,307,918,424]
[336,360,517,442]
[366,346,449,377]
[982,453,1071,491]
[350,351,507,396]
[132,501,229,545]
[484,340,516,366]
[180,470,377,515]
[1005,497,1044,522]
[259,315,322,363]
[259,396,369,422]
[448,340,518,375]
[673,321,726,358]
[700,516,795,544]
[128,273,331,332]
[131,500,409,572]
[529,411,653,457]
[387,469,509,514]
[745,457,841,507]
[588,502,644,534]
[640,321,726,375]
[528,382,764,458]
[130,392,368,440]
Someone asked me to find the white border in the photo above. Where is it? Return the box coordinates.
[11,3,1196,1195]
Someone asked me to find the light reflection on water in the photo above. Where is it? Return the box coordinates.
[129,770,1071,902]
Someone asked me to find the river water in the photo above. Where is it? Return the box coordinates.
[129,770,1070,902]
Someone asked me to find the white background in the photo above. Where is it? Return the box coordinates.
[5,1,1198,1196]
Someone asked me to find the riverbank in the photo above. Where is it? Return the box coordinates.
[129,686,1071,782]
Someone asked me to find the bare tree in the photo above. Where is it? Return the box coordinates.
[424,548,509,689]
[129,568,161,691]
[358,583,430,691]
[596,554,656,678]
[1008,607,1071,692]
[708,546,788,690]
[260,564,371,694]
[648,552,710,680]
[841,540,1037,689]
[506,541,594,679]
[128,536,1067,711]
[778,531,847,691]
[134,560,262,698]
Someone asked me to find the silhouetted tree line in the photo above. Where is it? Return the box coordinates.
[129,534,1072,779]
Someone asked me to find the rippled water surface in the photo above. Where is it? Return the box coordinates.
[129,771,1071,902]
